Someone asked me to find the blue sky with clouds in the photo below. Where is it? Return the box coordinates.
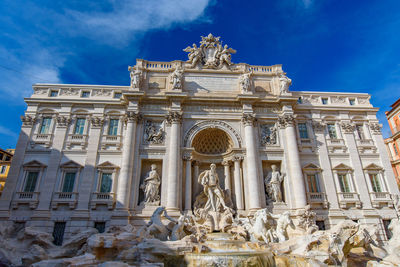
[1,0,400,148]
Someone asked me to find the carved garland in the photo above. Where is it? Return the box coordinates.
[21,115,37,127]
[340,122,355,134]
[184,120,242,148]
[278,115,295,128]
[369,123,382,135]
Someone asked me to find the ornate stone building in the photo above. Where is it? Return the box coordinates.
[385,97,400,188]
[0,34,398,242]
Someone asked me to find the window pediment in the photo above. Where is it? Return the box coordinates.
[60,160,83,169]
[333,163,353,171]
[302,163,321,171]
[23,160,47,169]
[363,163,383,171]
[97,161,119,170]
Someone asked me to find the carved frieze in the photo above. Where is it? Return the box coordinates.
[21,115,36,127]
[340,122,355,134]
[369,123,382,135]
[331,96,346,104]
[183,33,236,69]
[260,124,277,145]
[33,88,48,95]
[92,89,112,97]
[144,120,165,145]
[59,88,80,96]
[242,113,257,126]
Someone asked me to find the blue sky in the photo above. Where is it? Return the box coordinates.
[1,0,400,148]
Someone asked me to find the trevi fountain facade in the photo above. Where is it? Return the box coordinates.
[0,34,400,266]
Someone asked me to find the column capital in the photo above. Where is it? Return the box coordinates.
[369,122,382,135]
[56,115,71,128]
[182,153,192,161]
[233,155,244,162]
[241,113,257,126]
[20,115,37,127]
[125,111,142,123]
[311,120,325,133]
[222,160,231,166]
[278,114,295,128]
[192,160,200,166]
[340,122,355,134]
[90,116,105,128]
[166,111,183,124]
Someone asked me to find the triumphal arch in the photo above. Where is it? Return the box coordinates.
[0,34,399,241]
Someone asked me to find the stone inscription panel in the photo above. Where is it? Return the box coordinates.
[184,75,238,92]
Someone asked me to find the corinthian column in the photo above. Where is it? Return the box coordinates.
[279,114,307,208]
[116,111,140,210]
[242,114,262,211]
[166,111,182,211]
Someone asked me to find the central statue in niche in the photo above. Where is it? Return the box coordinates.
[193,163,234,232]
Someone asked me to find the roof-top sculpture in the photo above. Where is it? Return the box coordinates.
[183,33,236,69]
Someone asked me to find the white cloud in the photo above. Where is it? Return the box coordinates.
[0,125,18,138]
[301,0,313,8]
[68,0,212,45]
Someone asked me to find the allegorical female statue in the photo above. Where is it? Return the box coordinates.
[265,164,285,202]
[140,164,161,205]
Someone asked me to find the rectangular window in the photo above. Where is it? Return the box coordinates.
[298,123,309,139]
[0,166,6,174]
[327,124,337,139]
[40,117,52,134]
[50,90,58,97]
[322,98,328,104]
[94,222,106,233]
[394,144,398,155]
[114,92,122,99]
[81,91,90,98]
[297,97,302,104]
[316,220,326,231]
[338,174,351,193]
[307,174,321,193]
[383,219,392,239]
[62,172,76,192]
[108,119,119,136]
[355,125,365,140]
[349,99,355,105]
[74,118,86,135]
[100,173,112,193]
[369,173,382,192]
[52,222,66,246]
[24,171,39,192]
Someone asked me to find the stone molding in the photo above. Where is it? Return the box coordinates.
[184,120,242,147]
[340,122,355,134]
[222,160,231,166]
[21,115,37,127]
[241,113,257,127]
[233,155,244,162]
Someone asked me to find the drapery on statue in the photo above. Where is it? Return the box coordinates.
[239,71,252,92]
[140,164,161,204]
[198,163,229,212]
[265,164,285,202]
[278,73,291,94]
[128,67,142,88]
[170,66,184,89]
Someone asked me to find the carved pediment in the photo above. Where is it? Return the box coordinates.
[363,163,383,171]
[60,160,83,169]
[23,160,47,168]
[333,163,353,170]
[96,161,119,170]
[302,163,321,170]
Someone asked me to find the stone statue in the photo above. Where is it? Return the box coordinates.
[217,44,236,68]
[170,66,184,90]
[279,73,291,94]
[270,211,295,242]
[265,164,285,202]
[239,71,252,93]
[140,164,161,205]
[144,206,175,241]
[144,121,164,144]
[298,205,318,234]
[183,43,203,68]
[198,164,228,212]
[129,67,142,88]
[246,208,275,243]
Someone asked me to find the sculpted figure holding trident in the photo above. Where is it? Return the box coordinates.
[198,163,228,212]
